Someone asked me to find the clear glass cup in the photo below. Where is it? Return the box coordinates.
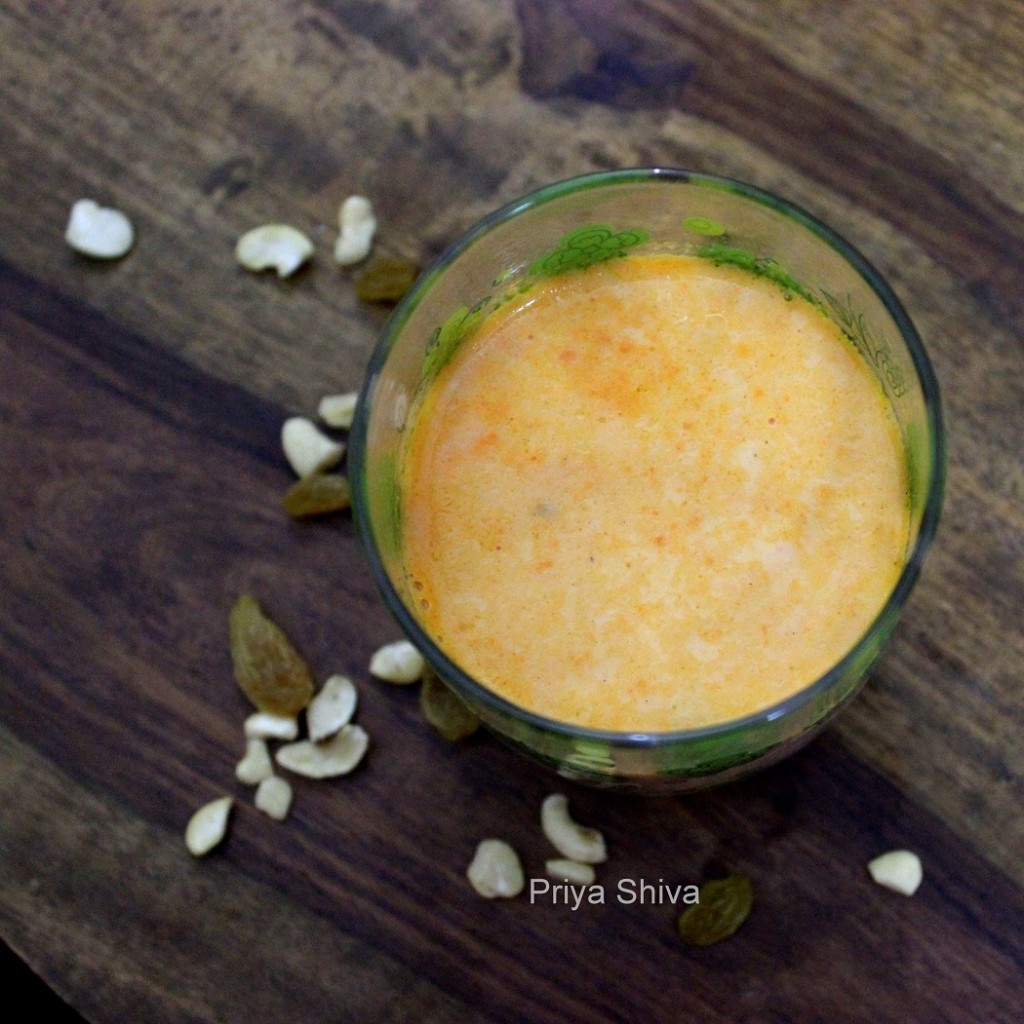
[349,169,945,792]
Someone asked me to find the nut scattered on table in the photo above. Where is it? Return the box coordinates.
[254,776,294,821]
[317,392,359,429]
[244,711,300,741]
[64,199,135,259]
[333,195,377,266]
[275,724,370,779]
[544,858,597,885]
[867,849,923,896]
[466,839,525,899]
[235,224,314,278]
[281,416,345,479]
[235,736,274,786]
[185,796,233,857]
[369,639,425,684]
[540,793,607,864]
[307,674,358,742]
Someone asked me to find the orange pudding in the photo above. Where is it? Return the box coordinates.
[399,254,909,731]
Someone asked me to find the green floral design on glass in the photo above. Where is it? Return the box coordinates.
[423,224,648,384]
[903,420,929,519]
[529,224,650,277]
[683,216,726,237]
[819,290,908,400]
[696,243,822,311]
[422,300,489,384]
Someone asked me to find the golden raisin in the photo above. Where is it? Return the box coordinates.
[229,595,314,715]
[420,669,480,742]
[355,256,419,304]
[677,874,754,946]
[282,473,351,518]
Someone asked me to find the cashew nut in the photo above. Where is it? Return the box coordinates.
[867,849,923,896]
[235,737,274,786]
[540,794,607,864]
[466,839,524,899]
[544,858,597,885]
[236,224,314,277]
[254,775,293,821]
[244,712,300,741]
[333,195,376,266]
[317,392,359,429]
[281,416,345,478]
[307,674,358,742]
[65,199,134,259]
[275,724,369,778]
[369,639,425,684]
[185,796,233,856]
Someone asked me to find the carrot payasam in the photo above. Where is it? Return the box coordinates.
[398,254,909,732]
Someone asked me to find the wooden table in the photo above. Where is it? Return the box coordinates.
[2,2,1022,1021]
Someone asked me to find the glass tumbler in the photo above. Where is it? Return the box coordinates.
[349,169,945,792]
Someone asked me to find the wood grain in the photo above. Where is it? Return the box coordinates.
[1,1,1022,1021]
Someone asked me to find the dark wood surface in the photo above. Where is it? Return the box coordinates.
[2,2,1022,1022]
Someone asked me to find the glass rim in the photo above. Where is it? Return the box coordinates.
[350,167,947,751]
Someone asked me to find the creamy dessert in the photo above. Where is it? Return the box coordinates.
[399,253,909,732]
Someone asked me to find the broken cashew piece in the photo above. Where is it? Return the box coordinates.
[244,712,300,741]
[333,195,376,265]
[281,416,345,478]
[185,796,233,857]
[235,737,274,786]
[467,839,525,899]
[307,674,358,742]
[369,639,425,684]
[275,724,369,779]
[254,775,293,821]
[867,849,923,896]
[65,199,134,259]
[317,392,359,429]
[544,858,597,885]
[236,224,314,278]
[541,794,607,864]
